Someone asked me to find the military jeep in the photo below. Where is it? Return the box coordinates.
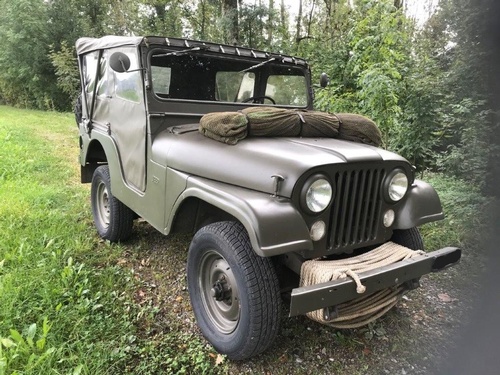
[74,35,461,360]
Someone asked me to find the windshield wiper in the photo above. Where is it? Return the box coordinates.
[240,57,277,73]
[152,45,209,58]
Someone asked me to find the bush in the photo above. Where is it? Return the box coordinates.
[419,172,490,250]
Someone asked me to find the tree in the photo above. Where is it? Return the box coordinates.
[141,0,184,36]
[0,0,58,109]
[422,0,500,187]
[315,1,411,147]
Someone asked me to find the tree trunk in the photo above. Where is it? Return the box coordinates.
[154,3,166,21]
[280,0,286,27]
[267,0,274,45]
[295,0,302,45]
[306,0,315,38]
[222,0,239,44]
[200,0,206,39]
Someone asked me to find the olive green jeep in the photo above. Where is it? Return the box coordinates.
[75,35,460,360]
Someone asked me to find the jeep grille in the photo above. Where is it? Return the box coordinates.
[329,167,385,249]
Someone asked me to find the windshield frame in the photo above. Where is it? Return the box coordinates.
[145,47,312,109]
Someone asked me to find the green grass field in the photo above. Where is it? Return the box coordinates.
[0,106,218,375]
[0,106,489,375]
[0,106,133,374]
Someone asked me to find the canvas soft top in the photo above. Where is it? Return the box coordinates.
[75,35,308,67]
[75,36,144,55]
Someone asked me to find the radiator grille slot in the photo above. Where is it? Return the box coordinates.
[329,168,384,249]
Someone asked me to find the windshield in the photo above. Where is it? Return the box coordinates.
[149,50,309,107]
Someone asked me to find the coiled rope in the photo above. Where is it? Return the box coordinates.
[300,242,425,328]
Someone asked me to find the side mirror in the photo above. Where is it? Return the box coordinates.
[320,72,330,88]
[109,52,131,73]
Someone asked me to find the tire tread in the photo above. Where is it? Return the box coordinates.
[391,227,424,250]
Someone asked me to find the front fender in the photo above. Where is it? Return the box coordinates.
[393,179,444,229]
[170,176,313,257]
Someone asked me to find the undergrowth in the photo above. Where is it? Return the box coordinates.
[418,172,490,251]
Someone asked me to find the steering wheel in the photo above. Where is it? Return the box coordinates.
[242,96,276,104]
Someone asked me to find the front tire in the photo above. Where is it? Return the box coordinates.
[91,165,134,242]
[391,227,424,250]
[187,221,281,360]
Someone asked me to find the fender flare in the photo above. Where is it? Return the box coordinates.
[81,132,133,200]
[393,179,445,229]
[169,176,313,257]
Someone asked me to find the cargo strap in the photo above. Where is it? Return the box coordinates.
[300,242,425,328]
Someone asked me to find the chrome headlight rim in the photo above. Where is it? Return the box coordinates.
[300,175,334,214]
[384,168,409,203]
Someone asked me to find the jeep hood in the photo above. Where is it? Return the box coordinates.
[151,128,408,197]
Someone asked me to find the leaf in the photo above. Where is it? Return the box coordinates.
[1,338,15,348]
[46,347,56,354]
[27,323,37,340]
[36,338,46,350]
[375,327,387,337]
[73,364,84,375]
[215,354,225,365]
[9,329,25,345]
[42,317,51,336]
[438,293,452,302]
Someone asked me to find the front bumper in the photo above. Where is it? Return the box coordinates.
[289,246,461,317]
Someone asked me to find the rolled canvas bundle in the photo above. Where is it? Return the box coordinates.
[199,106,381,147]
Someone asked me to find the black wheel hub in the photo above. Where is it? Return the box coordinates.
[211,277,231,301]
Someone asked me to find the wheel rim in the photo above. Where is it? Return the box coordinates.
[95,180,110,229]
[198,250,240,334]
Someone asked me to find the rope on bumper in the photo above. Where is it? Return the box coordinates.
[300,242,424,328]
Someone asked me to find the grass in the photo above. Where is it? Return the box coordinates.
[0,106,219,374]
[0,105,490,375]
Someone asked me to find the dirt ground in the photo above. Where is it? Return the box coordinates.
[123,221,491,375]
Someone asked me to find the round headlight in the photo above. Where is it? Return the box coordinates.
[388,171,408,201]
[305,178,333,213]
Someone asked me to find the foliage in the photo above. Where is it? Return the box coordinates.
[50,42,81,105]
[419,172,490,250]
[435,98,493,189]
[313,1,410,148]
[141,0,185,37]
[0,0,56,109]
[427,0,497,190]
